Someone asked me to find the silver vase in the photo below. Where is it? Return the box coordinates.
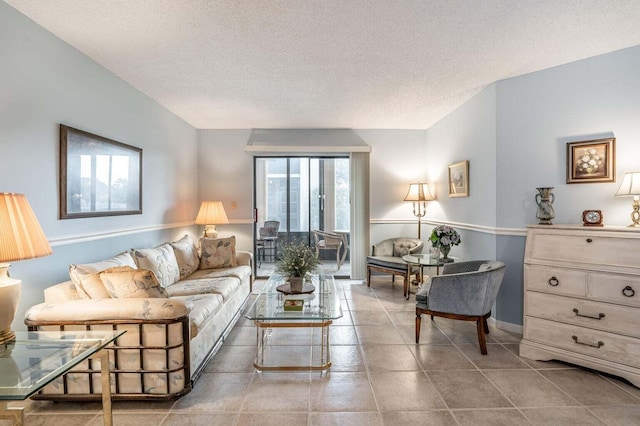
[535,187,555,225]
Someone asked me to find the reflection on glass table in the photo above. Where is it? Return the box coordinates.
[0,330,125,426]
[402,253,459,285]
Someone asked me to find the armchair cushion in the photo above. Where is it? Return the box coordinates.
[393,241,417,256]
[416,260,505,316]
[372,237,423,257]
[366,255,410,270]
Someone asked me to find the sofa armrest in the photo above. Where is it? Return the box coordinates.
[236,250,253,267]
[25,298,192,325]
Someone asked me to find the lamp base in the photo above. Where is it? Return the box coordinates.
[203,225,219,238]
[0,264,21,345]
[628,201,640,228]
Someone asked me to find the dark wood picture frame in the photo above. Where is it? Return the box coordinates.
[566,137,615,184]
[60,125,142,219]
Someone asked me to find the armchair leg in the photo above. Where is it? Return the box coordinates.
[415,311,422,343]
[404,277,409,300]
[367,267,372,288]
[476,313,491,355]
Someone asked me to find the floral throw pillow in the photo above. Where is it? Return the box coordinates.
[132,243,180,288]
[69,252,138,299]
[200,236,237,270]
[99,266,168,298]
[170,235,200,279]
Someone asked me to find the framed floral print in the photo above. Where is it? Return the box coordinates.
[566,138,615,184]
[448,160,469,197]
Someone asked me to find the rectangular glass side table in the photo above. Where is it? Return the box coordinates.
[244,274,343,371]
[0,330,125,426]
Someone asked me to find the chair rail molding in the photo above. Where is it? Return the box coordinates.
[49,221,195,247]
[370,218,527,237]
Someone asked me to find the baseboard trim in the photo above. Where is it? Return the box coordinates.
[488,317,523,334]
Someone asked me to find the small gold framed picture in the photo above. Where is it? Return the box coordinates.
[448,160,469,197]
[566,138,615,184]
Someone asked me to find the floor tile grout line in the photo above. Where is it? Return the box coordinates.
[374,282,457,421]
[596,371,640,401]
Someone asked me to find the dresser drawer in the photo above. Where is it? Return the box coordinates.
[528,230,640,267]
[525,292,640,338]
[524,265,586,297]
[589,272,640,308]
[525,316,640,368]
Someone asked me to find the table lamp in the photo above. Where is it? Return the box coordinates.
[404,182,435,239]
[615,171,640,227]
[0,193,52,344]
[195,201,229,238]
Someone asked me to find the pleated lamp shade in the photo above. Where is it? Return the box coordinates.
[195,201,229,238]
[0,193,52,344]
[0,193,52,263]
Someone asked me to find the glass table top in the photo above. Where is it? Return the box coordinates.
[402,253,450,266]
[0,330,124,400]
[245,274,343,321]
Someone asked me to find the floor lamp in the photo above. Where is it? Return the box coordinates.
[0,193,52,344]
[404,182,435,239]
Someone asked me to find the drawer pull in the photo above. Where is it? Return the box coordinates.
[622,286,635,297]
[548,277,559,286]
[572,335,604,348]
[586,238,593,243]
[572,308,605,320]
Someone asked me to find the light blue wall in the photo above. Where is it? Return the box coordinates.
[425,45,640,327]
[0,3,199,331]
[496,45,640,228]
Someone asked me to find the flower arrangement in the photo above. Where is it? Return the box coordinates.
[429,225,461,248]
[576,148,603,175]
[274,241,320,278]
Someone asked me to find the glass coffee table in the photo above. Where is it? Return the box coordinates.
[244,274,342,371]
[0,330,125,426]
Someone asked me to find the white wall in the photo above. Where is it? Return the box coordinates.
[197,130,254,251]
[0,3,199,331]
[197,129,429,256]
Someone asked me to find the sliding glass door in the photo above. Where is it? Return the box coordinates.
[254,156,350,278]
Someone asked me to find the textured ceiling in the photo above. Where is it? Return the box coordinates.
[5,0,640,129]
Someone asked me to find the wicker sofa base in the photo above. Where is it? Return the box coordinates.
[26,290,250,401]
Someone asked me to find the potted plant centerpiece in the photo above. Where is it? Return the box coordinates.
[275,241,320,293]
[429,225,461,263]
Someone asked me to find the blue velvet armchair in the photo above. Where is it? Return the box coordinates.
[415,260,506,354]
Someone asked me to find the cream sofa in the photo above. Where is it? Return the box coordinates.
[24,235,252,401]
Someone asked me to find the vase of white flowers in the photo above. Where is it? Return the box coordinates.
[275,241,320,292]
[429,225,461,263]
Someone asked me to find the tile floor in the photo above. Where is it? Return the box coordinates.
[6,278,640,425]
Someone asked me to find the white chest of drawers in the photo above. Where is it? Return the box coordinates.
[519,225,640,387]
